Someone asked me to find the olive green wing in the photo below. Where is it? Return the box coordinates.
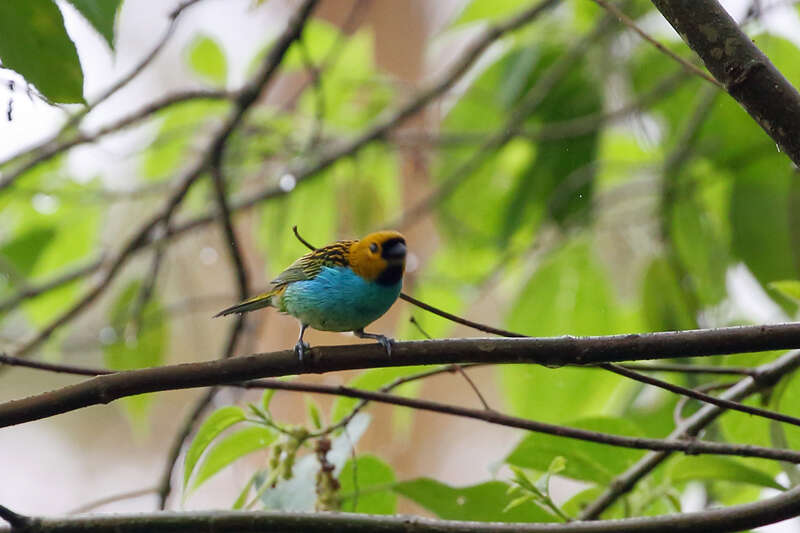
[270,240,353,286]
[214,240,354,318]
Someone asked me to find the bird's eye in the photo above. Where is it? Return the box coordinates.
[369,242,378,253]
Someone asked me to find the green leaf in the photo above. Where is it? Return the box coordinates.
[394,479,557,523]
[561,486,624,519]
[769,280,800,302]
[506,417,646,484]
[193,426,276,490]
[142,99,228,181]
[668,456,783,490]
[669,194,729,306]
[102,280,169,423]
[0,227,56,278]
[232,472,258,509]
[641,257,695,331]
[453,0,528,25]
[501,240,637,422]
[339,455,396,514]
[719,395,782,479]
[777,371,800,451]
[261,389,276,412]
[283,20,338,68]
[500,45,602,240]
[306,397,323,430]
[187,34,228,86]
[183,406,246,489]
[65,0,121,49]
[730,161,800,285]
[0,0,84,103]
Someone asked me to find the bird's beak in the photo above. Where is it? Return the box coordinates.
[382,240,406,261]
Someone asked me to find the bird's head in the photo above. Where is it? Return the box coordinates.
[348,230,406,286]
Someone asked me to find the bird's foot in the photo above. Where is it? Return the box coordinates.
[354,329,394,357]
[377,335,394,358]
[294,341,311,364]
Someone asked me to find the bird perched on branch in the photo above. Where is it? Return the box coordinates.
[215,230,406,362]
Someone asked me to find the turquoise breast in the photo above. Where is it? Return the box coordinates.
[280,266,402,332]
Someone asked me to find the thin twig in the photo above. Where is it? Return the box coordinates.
[619,362,758,376]
[590,0,723,88]
[578,352,800,519]
[68,487,158,515]
[0,353,111,376]
[0,504,35,529]
[673,381,735,426]
[0,257,103,314]
[603,362,800,427]
[127,243,166,336]
[407,315,492,411]
[234,353,800,463]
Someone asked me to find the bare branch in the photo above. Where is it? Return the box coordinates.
[0,504,35,529]
[0,353,111,376]
[68,487,158,515]
[650,0,800,166]
[579,350,800,519]
[591,0,723,88]
[0,256,103,314]
[5,324,800,428]
[3,484,800,532]
[603,362,800,428]
[619,362,757,376]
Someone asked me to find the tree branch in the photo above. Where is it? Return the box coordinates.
[579,349,799,519]
[4,323,800,428]
[0,504,35,529]
[3,483,800,533]
[650,0,800,166]
[591,0,722,87]
[0,256,103,314]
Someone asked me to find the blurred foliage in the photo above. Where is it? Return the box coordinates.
[0,1,85,103]
[2,0,800,525]
[187,34,229,87]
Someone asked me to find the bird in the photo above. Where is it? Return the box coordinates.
[214,230,406,362]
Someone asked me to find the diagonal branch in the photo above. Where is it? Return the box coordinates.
[233,351,800,462]
[591,0,722,88]
[579,351,799,519]
[650,0,800,166]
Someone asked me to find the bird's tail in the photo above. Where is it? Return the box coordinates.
[213,287,284,317]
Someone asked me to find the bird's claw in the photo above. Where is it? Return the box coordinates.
[377,335,394,358]
[294,341,311,364]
